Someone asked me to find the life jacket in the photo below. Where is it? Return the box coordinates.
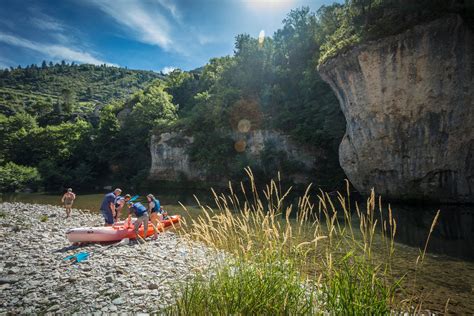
[131,202,147,217]
[151,198,161,213]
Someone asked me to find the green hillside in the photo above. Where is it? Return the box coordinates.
[0,62,162,119]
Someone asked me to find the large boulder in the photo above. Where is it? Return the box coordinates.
[319,15,474,203]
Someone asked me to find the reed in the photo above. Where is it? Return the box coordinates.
[167,167,438,314]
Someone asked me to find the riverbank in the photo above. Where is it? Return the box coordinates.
[0,202,220,314]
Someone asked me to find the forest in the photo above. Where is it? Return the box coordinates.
[0,0,471,192]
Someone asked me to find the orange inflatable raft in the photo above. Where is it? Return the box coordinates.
[65,215,181,243]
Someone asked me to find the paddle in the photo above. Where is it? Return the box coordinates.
[63,238,130,263]
[63,251,90,263]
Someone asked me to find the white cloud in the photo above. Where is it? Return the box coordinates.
[87,0,173,50]
[197,34,217,45]
[30,15,65,31]
[156,0,181,21]
[0,32,117,66]
[161,66,176,74]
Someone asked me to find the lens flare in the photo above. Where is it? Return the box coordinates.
[234,140,247,152]
[258,30,265,46]
[238,119,251,133]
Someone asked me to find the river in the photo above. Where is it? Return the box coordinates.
[1,190,473,313]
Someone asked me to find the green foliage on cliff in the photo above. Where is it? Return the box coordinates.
[163,7,346,187]
[109,81,178,185]
[318,0,473,64]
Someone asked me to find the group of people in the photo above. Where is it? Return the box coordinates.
[100,188,168,240]
[61,187,168,241]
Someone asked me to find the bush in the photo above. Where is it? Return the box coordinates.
[0,162,41,192]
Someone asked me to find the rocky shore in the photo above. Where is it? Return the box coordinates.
[0,203,219,315]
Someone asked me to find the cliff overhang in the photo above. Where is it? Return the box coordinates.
[319,14,473,203]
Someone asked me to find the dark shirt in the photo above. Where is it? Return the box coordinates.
[100,192,116,212]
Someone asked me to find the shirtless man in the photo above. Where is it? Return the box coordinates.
[61,188,76,218]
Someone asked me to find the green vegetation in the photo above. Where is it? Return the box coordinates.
[2,1,470,191]
[318,0,474,64]
[169,169,437,314]
[0,162,41,192]
[170,260,318,315]
[164,7,347,186]
[0,62,161,118]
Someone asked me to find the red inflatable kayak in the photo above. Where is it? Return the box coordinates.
[65,215,181,243]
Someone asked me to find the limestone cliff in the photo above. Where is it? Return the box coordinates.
[319,15,474,203]
[149,133,204,181]
[149,130,318,184]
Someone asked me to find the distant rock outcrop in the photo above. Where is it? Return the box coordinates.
[319,15,474,203]
[149,130,318,184]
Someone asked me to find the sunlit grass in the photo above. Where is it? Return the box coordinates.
[166,167,437,314]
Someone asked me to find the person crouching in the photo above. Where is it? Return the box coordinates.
[127,201,149,242]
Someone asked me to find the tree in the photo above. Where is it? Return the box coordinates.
[165,69,200,113]
[0,113,38,164]
[0,162,41,192]
[61,88,75,113]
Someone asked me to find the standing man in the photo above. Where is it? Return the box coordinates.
[61,188,76,218]
[100,188,121,226]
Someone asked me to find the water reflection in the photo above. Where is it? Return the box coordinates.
[389,204,474,260]
[1,191,473,261]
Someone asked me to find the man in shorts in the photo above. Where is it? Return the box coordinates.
[61,188,76,218]
[100,188,121,225]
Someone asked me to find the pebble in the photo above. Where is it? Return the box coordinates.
[112,298,124,305]
[0,202,222,314]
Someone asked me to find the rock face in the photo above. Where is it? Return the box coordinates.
[319,15,474,203]
[150,133,202,181]
[150,130,318,184]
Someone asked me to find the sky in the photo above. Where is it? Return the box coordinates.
[0,0,339,73]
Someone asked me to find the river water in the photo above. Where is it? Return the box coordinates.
[1,190,473,313]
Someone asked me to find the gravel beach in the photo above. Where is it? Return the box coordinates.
[0,202,219,315]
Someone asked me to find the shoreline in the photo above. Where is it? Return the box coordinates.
[0,202,217,314]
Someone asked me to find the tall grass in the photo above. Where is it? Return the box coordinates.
[167,168,438,314]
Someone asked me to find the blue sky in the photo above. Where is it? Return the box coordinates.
[0,0,339,72]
